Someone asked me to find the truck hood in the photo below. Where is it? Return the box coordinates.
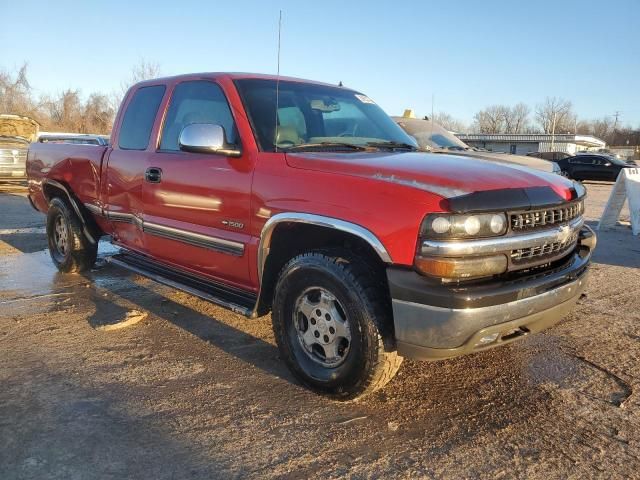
[286,151,574,200]
[448,149,556,172]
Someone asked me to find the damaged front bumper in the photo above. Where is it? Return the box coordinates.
[388,225,595,361]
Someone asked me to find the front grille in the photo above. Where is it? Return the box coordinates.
[510,201,583,231]
[0,148,27,165]
[511,230,579,264]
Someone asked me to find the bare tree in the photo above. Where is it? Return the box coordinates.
[575,119,592,135]
[473,105,508,133]
[82,93,116,133]
[41,89,84,132]
[535,97,574,134]
[432,112,467,132]
[591,116,614,141]
[472,103,531,134]
[504,103,530,133]
[0,63,39,118]
[119,59,161,94]
[111,59,162,114]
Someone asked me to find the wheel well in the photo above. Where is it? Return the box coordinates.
[43,183,71,204]
[256,222,390,316]
[42,181,102,243]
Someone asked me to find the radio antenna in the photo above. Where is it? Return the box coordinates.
[431,93,434,142]
[274,10,282,152]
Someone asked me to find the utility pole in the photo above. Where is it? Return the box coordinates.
[551,112,557,151]
[613,111,621,131]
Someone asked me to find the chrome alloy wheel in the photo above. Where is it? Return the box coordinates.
[293,287,352,368]
[53,214,69,257]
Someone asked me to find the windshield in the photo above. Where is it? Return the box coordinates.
[235,79,417,152]
[608,156,628,166]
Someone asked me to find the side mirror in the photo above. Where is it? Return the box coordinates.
[179,123,241,157]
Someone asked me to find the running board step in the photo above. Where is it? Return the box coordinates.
[106,252,256,317]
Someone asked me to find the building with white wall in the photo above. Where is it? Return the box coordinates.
[455,133,605,155]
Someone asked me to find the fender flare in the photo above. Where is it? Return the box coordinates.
[251,212,393,317]
[42,179,97,244]
[258,212,393,281]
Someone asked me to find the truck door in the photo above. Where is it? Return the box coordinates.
[105,85,166,253]
[142,80,253,290]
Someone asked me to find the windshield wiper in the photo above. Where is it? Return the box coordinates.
[366,141,417,151]
[282,142,367,152]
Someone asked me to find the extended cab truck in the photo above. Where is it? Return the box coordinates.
[27,73,596,400]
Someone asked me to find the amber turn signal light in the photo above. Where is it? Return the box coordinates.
[414,254,508,280]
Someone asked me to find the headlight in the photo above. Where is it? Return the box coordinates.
[572,180,586,198]
[420,212,507,239]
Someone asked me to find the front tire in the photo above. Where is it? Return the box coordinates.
[46,197,97,273]
[271,250,402,400]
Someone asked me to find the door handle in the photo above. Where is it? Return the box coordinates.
[145,167,162,183]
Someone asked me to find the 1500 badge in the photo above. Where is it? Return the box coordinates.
[222,220,244,229]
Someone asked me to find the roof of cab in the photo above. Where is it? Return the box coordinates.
[133,72,352,90]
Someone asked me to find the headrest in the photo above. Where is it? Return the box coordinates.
[276,125,302,145]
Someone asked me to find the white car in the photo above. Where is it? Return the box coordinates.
[393,115,561,174]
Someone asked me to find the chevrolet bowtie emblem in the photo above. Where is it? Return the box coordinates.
[557,225,571,244]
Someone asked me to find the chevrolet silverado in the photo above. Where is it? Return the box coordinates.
[27,73,595,399]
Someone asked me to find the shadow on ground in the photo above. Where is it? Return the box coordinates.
[586,220,640,269]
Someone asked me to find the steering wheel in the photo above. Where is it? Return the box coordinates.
[337,124,358,138]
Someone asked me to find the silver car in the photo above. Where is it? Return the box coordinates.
[393,115,562,174]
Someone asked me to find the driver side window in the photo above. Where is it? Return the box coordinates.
[160,81,237,152]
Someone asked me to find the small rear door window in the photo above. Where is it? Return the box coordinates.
[118,85,166,150]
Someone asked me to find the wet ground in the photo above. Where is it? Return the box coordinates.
[1,179,639,479]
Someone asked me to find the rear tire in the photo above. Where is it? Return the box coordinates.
[271,250,402,400]
[46,197,97,273]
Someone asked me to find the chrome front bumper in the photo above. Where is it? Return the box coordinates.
[389,225,594,361]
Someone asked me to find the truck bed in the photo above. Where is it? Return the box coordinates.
[27,142,109,212]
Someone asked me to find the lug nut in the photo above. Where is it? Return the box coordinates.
[323,335,329,343]
[310,318,316,325]
[314,331,320,338]
[325,314,331,321]
[329,327,335,334]
[316,309,322,316]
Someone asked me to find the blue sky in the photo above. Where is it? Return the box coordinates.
[2,0,639,126]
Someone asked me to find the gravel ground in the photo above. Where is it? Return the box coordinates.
[1,179,639,479]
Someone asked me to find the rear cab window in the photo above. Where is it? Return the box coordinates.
[118,85,166,150]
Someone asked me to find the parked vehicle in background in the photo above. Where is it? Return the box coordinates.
[558,154,635,181]
[27,73,594,400]
[576,149,637,165]
[393,114,561,174]
[527,151,572,162]
[38,133,109,146]
[0,114,39,178]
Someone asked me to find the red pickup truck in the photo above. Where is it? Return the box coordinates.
[27,73,596,399]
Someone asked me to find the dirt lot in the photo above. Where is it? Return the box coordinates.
[1,179,639,479]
